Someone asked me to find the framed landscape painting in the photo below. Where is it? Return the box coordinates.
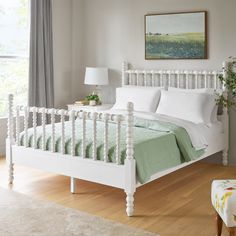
[145,11,207,59]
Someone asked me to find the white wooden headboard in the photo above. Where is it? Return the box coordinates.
[121,61,229,165]
[122,61,225,90]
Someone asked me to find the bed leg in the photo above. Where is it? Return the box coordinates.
[222,149,228,166]
[124,158,136,217]
[125,192,135,217]
[70,177,76,194]
[6,139,14,185]
[9,163,14,185]
[6,146,14,185]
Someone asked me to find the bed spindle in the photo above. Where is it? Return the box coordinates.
[194,72,198,88]
[160,71,163,87]
[82,111,86,158]
[70,111,77,194]
[185,72,189,89]
[103,113,109,162]
[33,107,37,149]
[213,71,217,89]
[136,72,140,86]
[70,110,75,156]
[177,72,180,88]
[7,94,14,143]
[16,105,20,146]
[204,71,208,88]
[24,106,29,148]
[60,110,65,154]
[116,115,121,164]
[126,103,134,160]
[51,109,55,153]
[168,71,171,87]
[144,71,147,86]
[222,61,229,166]
[41,108,46,150]
[7,94,14,184]
[128,72,131,85]
[151,71,155,86]
[92,112,97,160]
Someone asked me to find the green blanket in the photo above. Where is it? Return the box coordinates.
[20,118,204,184]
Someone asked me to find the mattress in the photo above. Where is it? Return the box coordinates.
[200,121,224,156]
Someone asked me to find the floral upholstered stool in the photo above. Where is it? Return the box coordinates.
[211,180,236,236]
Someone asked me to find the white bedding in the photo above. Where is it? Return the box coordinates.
[103,109,223,151]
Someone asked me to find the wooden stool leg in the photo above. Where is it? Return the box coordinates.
[216,212,223,236]
[228,227,235,236]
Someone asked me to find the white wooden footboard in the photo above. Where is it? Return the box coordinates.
[6,95,136,216]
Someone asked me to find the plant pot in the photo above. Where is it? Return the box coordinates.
[89,100,96,106]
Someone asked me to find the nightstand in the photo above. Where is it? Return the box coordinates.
[67,104,113,112]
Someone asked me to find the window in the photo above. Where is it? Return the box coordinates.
[0,0,29,117]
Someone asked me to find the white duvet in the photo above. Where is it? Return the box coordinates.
[104,109,223,150]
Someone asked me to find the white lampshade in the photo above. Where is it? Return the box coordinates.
[84,67,109,86]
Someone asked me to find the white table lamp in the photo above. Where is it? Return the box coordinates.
[84,67,108,86]
[84,67,109,105]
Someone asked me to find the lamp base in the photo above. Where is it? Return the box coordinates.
[94,86,102,104]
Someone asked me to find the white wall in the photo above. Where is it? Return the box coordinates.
[71,0,84,103]
[71,0,236,164]
[53,0,73,108]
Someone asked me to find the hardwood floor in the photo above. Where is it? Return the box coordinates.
[0,156,235,236]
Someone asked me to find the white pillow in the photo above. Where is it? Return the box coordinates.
[168,87,221,122]
[156,90,216,124]
[112,86,162,112]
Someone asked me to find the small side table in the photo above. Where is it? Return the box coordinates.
[67,104,113,112]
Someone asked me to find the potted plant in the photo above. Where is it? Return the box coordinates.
[216,57,236,110]
[85,92,100,106]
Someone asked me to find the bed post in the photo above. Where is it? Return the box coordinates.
[70,110,77,193]
[222,61,229,166]
[6,94,14,184]
[122,61,128,86]
[125,102,136,217]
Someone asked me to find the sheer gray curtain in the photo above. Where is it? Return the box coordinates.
[28,0,54,108]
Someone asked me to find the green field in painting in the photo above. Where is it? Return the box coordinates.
[145,32,205,59]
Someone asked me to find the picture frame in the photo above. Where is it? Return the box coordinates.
[145,11,207,60]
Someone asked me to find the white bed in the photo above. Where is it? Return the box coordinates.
[6,61,229,216]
